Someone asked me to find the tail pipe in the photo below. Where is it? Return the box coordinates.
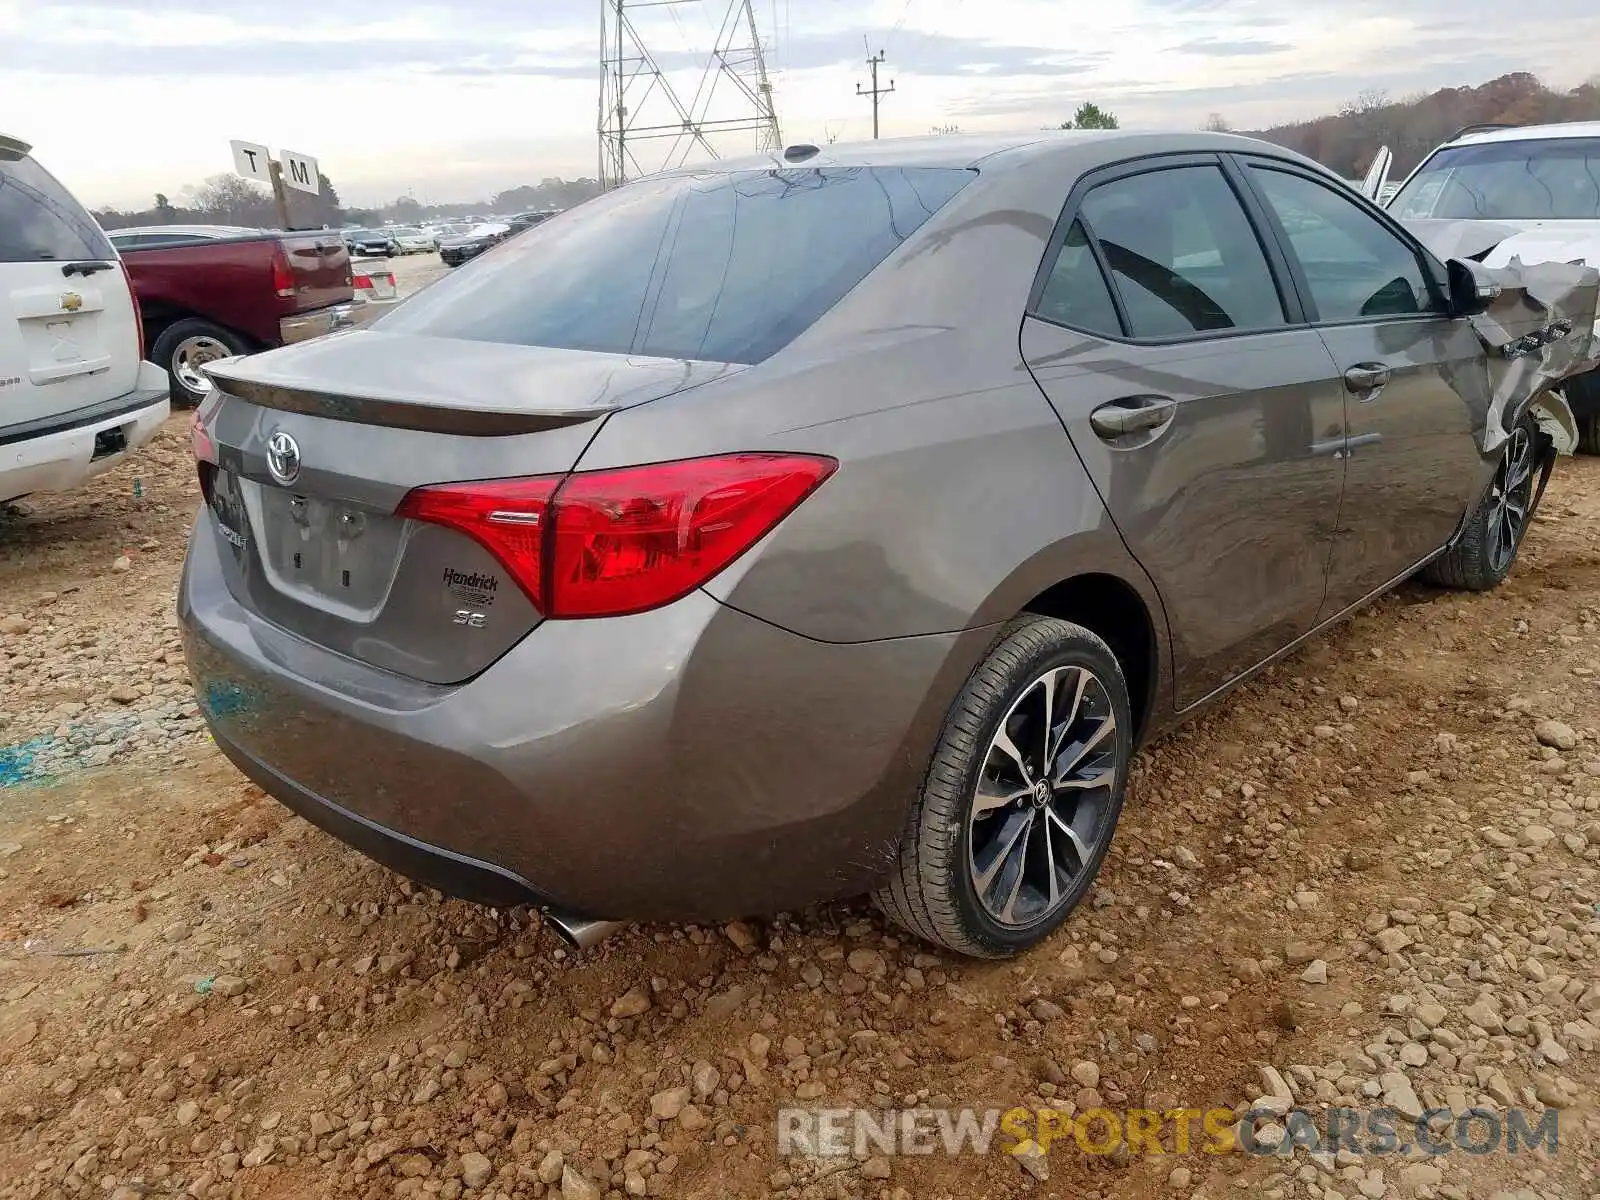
[543,910,625,951]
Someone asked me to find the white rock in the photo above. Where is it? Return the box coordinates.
[1534,719,1577,751]
[459,1152,492,1189]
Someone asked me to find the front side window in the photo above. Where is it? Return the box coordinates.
[1078,165,1285,338]
[1251,166,1439,322]
[0,154,116,263]
[379,166,976,364]
[1390,137,1600,221]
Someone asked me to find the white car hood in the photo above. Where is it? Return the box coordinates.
[1403,217,1600,267]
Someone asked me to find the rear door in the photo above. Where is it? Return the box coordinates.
[1,148,141,426]
[1021,155,1349,708]
[1238,158,1489,616]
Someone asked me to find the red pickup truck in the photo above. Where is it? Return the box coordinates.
[108,225,361,406]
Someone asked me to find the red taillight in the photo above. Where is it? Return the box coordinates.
[395,453,836,619]
[119,259,145,361]
[397,476,560,607]
[271,251,295,299]
[352,273,373,290]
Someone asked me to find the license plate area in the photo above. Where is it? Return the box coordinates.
[236,475,407,618]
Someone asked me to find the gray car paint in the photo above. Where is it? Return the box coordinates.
[180,129,1509,924]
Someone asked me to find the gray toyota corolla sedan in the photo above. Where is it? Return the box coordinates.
[180,130,1551,958]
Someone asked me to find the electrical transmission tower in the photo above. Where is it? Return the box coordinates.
[598,0,783,191]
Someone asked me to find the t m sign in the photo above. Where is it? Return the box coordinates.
[229,140,272,184]
[278,149,321,195]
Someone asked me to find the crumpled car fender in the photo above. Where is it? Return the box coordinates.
[1446,255,1600,456]
[1525,389,1579,457]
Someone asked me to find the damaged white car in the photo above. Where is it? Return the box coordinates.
[1365,121,1600,452]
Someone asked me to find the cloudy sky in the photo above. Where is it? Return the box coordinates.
[4,0,1598,209]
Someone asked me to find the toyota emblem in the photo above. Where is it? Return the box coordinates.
[265,430,301,486]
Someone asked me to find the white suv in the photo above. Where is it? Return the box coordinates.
[1365,121,1600,452]
[1,133,169,504]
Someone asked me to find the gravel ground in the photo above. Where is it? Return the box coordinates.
[0,408,1596,1200]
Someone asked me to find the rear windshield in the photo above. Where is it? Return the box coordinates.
[0,154,116,263]
[1391,137,1600,221]
[377,165,976,364]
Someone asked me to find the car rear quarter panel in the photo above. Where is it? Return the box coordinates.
[574,142,1173,700]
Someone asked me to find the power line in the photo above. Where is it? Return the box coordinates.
[855,48,895,140]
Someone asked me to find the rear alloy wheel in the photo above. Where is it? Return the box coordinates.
[876,616,1132,958]
[1423,414,1544,592]
[151,319,250,409]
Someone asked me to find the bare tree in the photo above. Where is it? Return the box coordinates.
[1203,112,1231,132]
[930,122,962,135]
[187,175,277,227]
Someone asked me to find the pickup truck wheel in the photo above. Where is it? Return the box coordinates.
[152,320,250,409]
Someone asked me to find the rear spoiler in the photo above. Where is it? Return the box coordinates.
[0,133,32,162]
[203,359,606,438]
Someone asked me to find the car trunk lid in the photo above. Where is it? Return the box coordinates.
[196,329,742,683]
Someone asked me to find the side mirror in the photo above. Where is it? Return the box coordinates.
[1446,257,1500,318]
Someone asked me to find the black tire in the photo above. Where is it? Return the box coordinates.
[1422,412,1545,592]
[875,615,1133,958]
[149,318,251,410]
[1566,374,1600,455]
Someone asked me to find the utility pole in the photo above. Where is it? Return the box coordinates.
[856,50,894,139]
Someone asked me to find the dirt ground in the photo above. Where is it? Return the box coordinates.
[0,413,1596,1200]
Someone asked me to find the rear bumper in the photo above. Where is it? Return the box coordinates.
[179,514,990,921]
[0,363,170,502]
[279,303,362,345]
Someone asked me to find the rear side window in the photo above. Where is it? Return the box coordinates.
[379,166,976,364]
[1034,220,1122,337]
[0,155,116,263]
[1080,165,1285,338]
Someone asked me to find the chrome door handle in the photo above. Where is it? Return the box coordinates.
[1090,396,1176,439]
[1343,362,1392,396]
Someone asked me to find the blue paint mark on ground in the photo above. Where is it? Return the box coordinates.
[0,735,56,788]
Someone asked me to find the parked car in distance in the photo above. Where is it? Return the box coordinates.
[1368,120,1600,452]
[1,132,169,504]
[183,130,1560,958]
[385,226,436,255]
[438,221,510,266]
[349,257,400,313]
[506,209,560,233]
[117,227,358,406]
[344,228,398,258]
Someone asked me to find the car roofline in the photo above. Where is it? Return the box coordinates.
[635,129,1333,179]
[1444,120,1600,147]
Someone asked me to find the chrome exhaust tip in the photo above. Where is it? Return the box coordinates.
[543,910,625,951]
